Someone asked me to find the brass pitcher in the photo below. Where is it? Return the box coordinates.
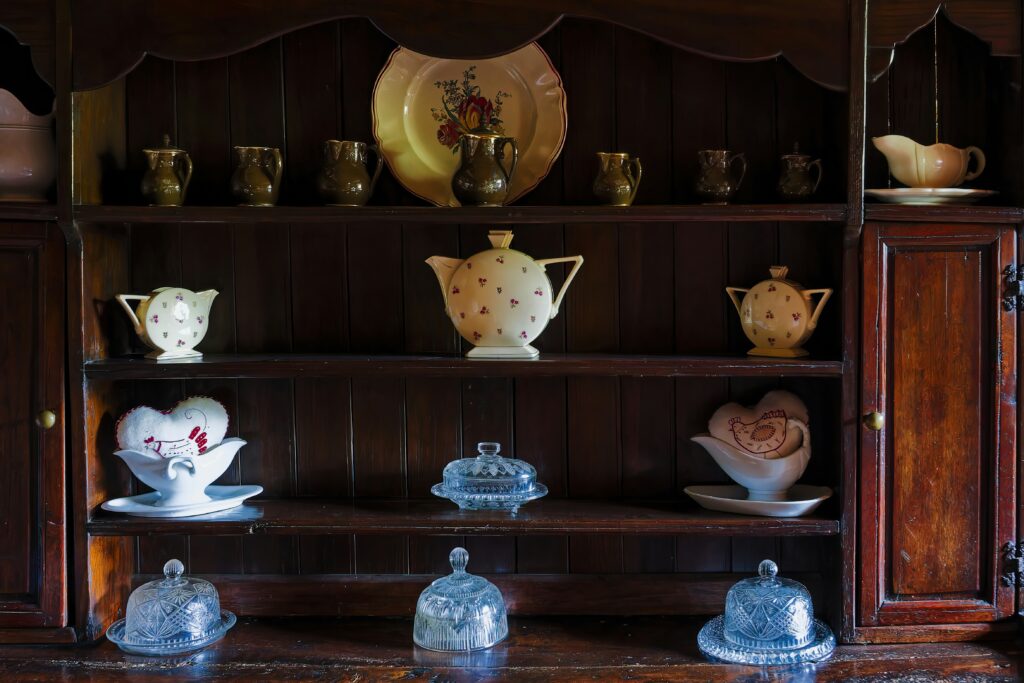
[451,132,518,207]
[140,135,193,207]
[231,146,283,206]
[593,152,642,206]
[317,140,383,206]
[777,146,823,200]
[696,149,746,204]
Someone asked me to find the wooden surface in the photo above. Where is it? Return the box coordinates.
[0,0,56,86]
[860,222,1017,628]
[83,354,846,379]
[0,223,66,629]
[87,498,841,536]
[70,1,850,92]
[73,203,849,223]
[0,616,1019,681]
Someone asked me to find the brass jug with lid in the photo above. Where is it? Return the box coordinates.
[141,135,193,206]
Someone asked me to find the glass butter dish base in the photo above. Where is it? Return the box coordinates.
[432,441,547,513]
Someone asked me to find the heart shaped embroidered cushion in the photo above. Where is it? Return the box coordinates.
[708,390,809,459]
[116,396,229,458]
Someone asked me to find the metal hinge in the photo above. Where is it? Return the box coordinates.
[1001,541,1024,586]
[1002,265,1024,311]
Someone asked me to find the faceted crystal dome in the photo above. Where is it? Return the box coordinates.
[432,442,547,512]
[698,559,835,665]
[413,547,508,652]
[107,559,236,656]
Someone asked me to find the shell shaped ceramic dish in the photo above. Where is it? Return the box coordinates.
[372,43,566,207]
[707,390,809,460]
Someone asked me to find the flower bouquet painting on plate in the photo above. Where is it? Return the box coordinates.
[373,42,566,207]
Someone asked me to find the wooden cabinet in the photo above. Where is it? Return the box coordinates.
[859,222,1017,635]
[0,222,66,634]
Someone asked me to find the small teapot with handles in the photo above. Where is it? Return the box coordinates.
[141,135,193,206]
[426,230,583,358]
[726,266,831,358]
[116,287,218,360]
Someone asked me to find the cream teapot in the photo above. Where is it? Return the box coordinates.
[426,230,583,358]
[872,135,985,188]
[116,287,218,360]
[726,266,831,358]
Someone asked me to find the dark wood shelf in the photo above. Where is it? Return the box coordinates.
[73,203,848,224]
[865,203,1022,223]
[0,202,59,222]
[83,353,846,379]
[87,498,841,536]
[2,616,1019,681]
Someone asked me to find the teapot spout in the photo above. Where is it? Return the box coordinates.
[872,134,920,185]
[425,256,464,311]
[196,289,219,306]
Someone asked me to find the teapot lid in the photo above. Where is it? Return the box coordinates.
[143,134,186,155]
[413,547,509,651]
[106,559,236,655]
[487,230,515,249]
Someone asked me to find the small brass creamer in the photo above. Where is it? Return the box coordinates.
[451,132,518,207]
[592,152,642,206]
[141,135,193,207]
[317,140,383,206]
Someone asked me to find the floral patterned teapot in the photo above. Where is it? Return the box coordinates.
[426,230,583,358]
[726,266,831,358]
[116,287,218,360]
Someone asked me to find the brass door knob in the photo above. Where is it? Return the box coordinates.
[35,410,56,429]
[863,411,884,431]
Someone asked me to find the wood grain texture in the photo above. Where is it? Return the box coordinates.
[860,222,1016,628]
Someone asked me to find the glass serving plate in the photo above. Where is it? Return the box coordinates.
[697,559,835,665]
[414,547,508,652]
[106,559,236,656]
[431,441,547,513]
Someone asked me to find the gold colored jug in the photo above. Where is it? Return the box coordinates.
[141,135,193,207]
[592,152,642,206]
[451,132,518,207]
[231,146,283,207]
[317,140,383,206]
[696,149,746,204]
[777,146,822,200]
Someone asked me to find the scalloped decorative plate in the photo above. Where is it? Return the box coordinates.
[372,43,566,207]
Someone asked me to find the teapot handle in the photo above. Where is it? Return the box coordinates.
[367,144,384,196]
[114,294,148,332]
[725,287,748,317]
[809,159,823,193]
[177,154,194,195]
[628,157,643,205]
[535,255,584,319]
[963,146,986,182]
[165,456,197,481]
[804,288,833,330]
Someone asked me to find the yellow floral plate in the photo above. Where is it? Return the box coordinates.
[372,43,566,207]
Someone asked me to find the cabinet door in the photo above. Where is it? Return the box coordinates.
[0,223,65,627]
[859,222,1016,627]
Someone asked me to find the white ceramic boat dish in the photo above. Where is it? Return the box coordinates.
[102,484,263,518]
[865,188,998,205]
[691,427,810,501]
[113,438,246,507]
[684,485,832,518]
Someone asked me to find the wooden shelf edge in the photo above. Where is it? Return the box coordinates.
[865,203,1023,223]
[82,354,846,379]
[72,203,848,224]
[0,203,59,222]
[86,498,841,536]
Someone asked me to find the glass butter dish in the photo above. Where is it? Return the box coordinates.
[106,559,236,656]
[698,559,835,666]
[431,441,547,513]
[414,547,508,652]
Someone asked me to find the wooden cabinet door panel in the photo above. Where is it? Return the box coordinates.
[860,222,1016,627]
[0,223,65,627]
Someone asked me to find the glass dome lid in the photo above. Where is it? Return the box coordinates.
[431,441,547,512]
[414,547,508,652]
[697,559,835,665]
[106,559,236,656]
